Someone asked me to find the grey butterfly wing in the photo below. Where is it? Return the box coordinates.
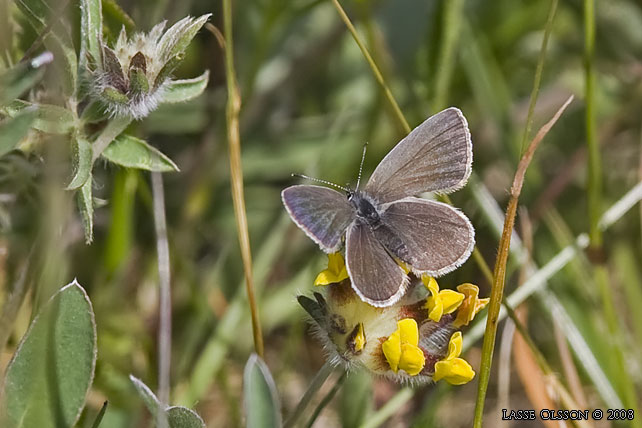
[364,107,472,203]
[282,185,355,253]
[345,220,408,307]
[375,197,474,276]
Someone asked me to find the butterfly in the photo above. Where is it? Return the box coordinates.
[282,107,474,307]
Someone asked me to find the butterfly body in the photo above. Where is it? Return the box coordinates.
[282,108,475,307]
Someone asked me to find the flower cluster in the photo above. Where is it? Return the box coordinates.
[87,15,210,119]
[299,253,488,385]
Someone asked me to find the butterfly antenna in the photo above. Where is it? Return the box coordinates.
[356,142,368,189]
[291,173,349,192]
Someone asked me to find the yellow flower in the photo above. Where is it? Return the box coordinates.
[453,283,489,327]
[314,253,349,286]
[433,331,475,385]
[382,319,425,376]
[423,277,465,322]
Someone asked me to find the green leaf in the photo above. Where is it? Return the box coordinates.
[77,178,94,244]
[129,376,205,428]
[0,109,37,157]
[160,71,209,104]
[243,354,282,428]
[102,134,179,172]
[67,135,93,189]
[1,280,97,428]
[158,15,211,63]
[0,52,52,107]
[80,0,103,69]
[5,100,75,134]
[129,375,161,415]
[167,407,206,428]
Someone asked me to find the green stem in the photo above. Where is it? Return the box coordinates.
[223,0,264,358]
[433,0,464,112]
[283,360,334,428]
[91,116,131,163]
[330,0,410,134]
[519,0,558,156]
[304,370,347,428]
[472,96,573,428]
[584,0,601,247]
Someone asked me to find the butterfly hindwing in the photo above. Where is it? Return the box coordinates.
[375,197,474,276]
[345,220,408,307]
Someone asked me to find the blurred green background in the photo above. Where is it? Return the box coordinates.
[1,0,642,426]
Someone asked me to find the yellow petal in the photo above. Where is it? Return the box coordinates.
[398,318,419,346]
[433,358,475,385]
[453,283,489,327]
[422,276,439,296]
[427,298,444,322]
[382,329,402,373]
[353,323,366,353]
[314,253,349,286]
[440,289,465,314]
[446,331,463,360]
[399,343,426,376]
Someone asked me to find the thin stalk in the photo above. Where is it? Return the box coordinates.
[472,96,573,428]
[152,171,171,421]
[519,0,558,156]
[365,178,642,428]
[502,302,593,428]
[304,370,347,428]
[330,0,410,134]
[595,265,641,425]
[330,0,495,282]
[223,0,264,357]
[433,0,464,112]
[584,0,601,247]
[91,117,131,163]
[283,360,334,428]
[358,388,413,428]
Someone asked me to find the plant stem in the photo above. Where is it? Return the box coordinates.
[519,0,558,156]
[472,96,573,428]
[283,360,334,428]
[152,171,171,423]
[433,0,464,112]
[584,0,601,248]
[304,370,347,428]
[223,0,264,357]
[330,0,410,134]
[91,116,131,163]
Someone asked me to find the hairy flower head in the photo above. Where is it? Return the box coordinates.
[298,254,487,385]
[87,15,210,119]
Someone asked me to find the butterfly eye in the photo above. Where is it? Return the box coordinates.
[346,323,366,355]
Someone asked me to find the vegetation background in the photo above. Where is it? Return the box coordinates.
[1,0,641,426]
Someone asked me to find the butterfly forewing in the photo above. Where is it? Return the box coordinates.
[345,221,408,307]
[281,185,355,253]
[364,107,472,203]
[376,197,474,276]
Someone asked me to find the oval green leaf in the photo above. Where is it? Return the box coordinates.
[5,100,75,134]
[1,280,97,428]
[102,134,179,172]
[167,406,206,428]
[0,109,37,157]
[160,71,209,104]
[243,354,282,428]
